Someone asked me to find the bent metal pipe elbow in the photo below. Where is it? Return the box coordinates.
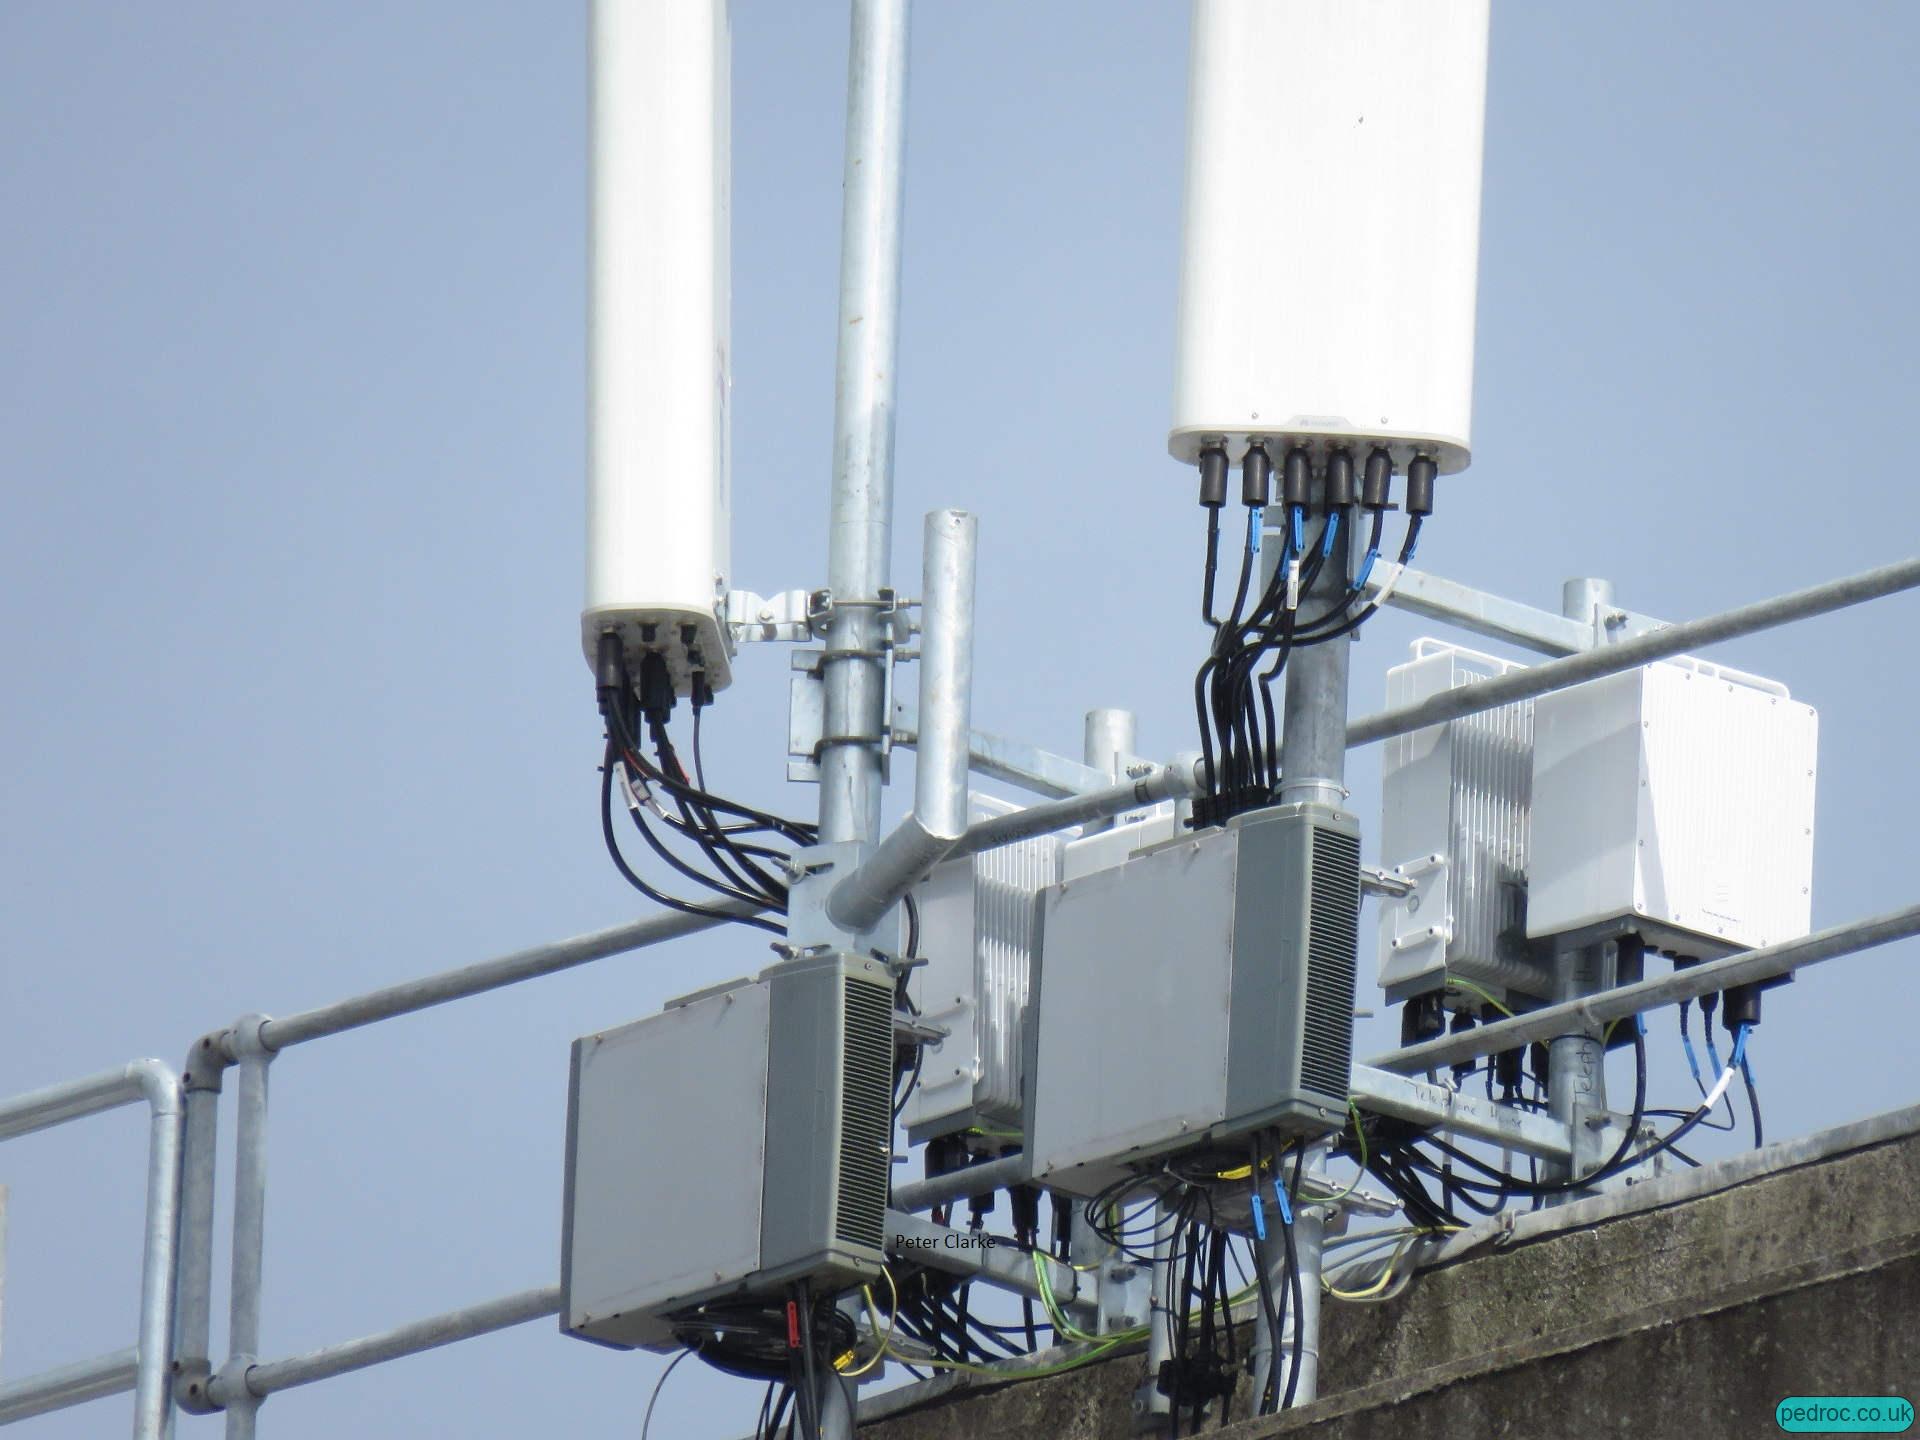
[128,1057,183,1118]
[825,813,958,934]
[827,508,978,938]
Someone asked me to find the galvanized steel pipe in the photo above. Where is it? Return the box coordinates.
[828,509,977,933]
[1349,557,1920,747]
[817,0,912,848]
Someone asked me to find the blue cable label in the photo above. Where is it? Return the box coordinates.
[1273,1178,1294,1227]
[1681,1034,1704,1088]
[1353,547,1379,592]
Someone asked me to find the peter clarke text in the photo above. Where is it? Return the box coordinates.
[895,1232,1000,1250]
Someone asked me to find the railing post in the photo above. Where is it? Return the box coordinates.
[173,1030,233,1414]
[131,1061,184,1440]
[215,1017,273,1438]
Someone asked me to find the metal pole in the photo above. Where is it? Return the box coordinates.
[1372,901,1920,1075]
[1561,575,1615,641]
[1247,1257,1273,1417]
[1349,555,1920,747]
[1080,708,1136,835]
[884,1211,1078,1303]
[816,7,909,1430]
[1135,1202,1179,1431]
[0,1061,182,1439]
[1350,1063,1572,1162]
[1544,942,1611,1193]
[131,1061,183,1440]
[243,1288,560,1397]
[1538,582,1615,1195]
[947,761,1203,860]
[827,509,976,933]
[0,1349,139,1426]
[174,1035,229,1413]
[1266,478,1356,1411]
[889,1151,1027,1212]
[914,510,977,842]
[1274,1145,1330,1407]
[887,714,1114,797]
[218,1020,272,1439]
[1278,492,1355,810]
[1073,708,1151,1335]
[0,1065,154,1138]
[817,0,911,848]
[258,902,760,1051]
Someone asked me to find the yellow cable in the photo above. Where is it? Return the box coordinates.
[1444,973,1517,1018]
[1324,1226,1463,1301]
[1306,1099,1370,1206]
[840,1266,899,1378]
[1033,1250,1113,1344]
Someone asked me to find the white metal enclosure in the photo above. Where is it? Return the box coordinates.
[1528,660,1819,956]
[1170,0,1491,475]
[584,0,735,694]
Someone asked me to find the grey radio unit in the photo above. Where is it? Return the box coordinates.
[1024,803,1361,1198]
[560,950,894,1352]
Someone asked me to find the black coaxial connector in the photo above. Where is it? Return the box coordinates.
[1198,445,1229,508]
[1326,448,1355,508]
[1407,455,1438,517]
[1362,447,1394,509]
[1241,444,1272,507]
[1282,446,1312,508]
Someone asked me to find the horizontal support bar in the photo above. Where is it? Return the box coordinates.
[1371,902,1920,1075]
[891,707,1113,798]
[1349,556,1920,747]
[885,1211,1077,1305]
[892,1152,1031,1212]
[260,902,764,1050]
[1350,1064,1570,1162]
[1368,566,1595,656]
[233,1287,561,1399]
[0,1347,137,1425]
[948,762,1201,861]
[0,1062,167,1141]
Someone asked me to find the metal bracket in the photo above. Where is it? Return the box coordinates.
[783,843,902,954]
[893,1014,949,1046]
[788,650,828,782]
[786,590,917,785]
[1351,1063,1573,1164]
[1378,852,1451,1000]
[724,587,833,645]
[1361,865,1415,898]
[1363,566,1670,657]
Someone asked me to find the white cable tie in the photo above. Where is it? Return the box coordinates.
[1701,1063,1737,1113]
[1372,559,1409,611]
[1285,556,1302,611]
[615,766,644,813]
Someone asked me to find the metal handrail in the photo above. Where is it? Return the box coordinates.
[0,1061,181,1437]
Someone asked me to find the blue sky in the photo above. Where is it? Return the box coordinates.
[2,4,1917,1435]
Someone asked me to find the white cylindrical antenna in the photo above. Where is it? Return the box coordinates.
[1170,0,1491,476]
[585,0,734,695]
